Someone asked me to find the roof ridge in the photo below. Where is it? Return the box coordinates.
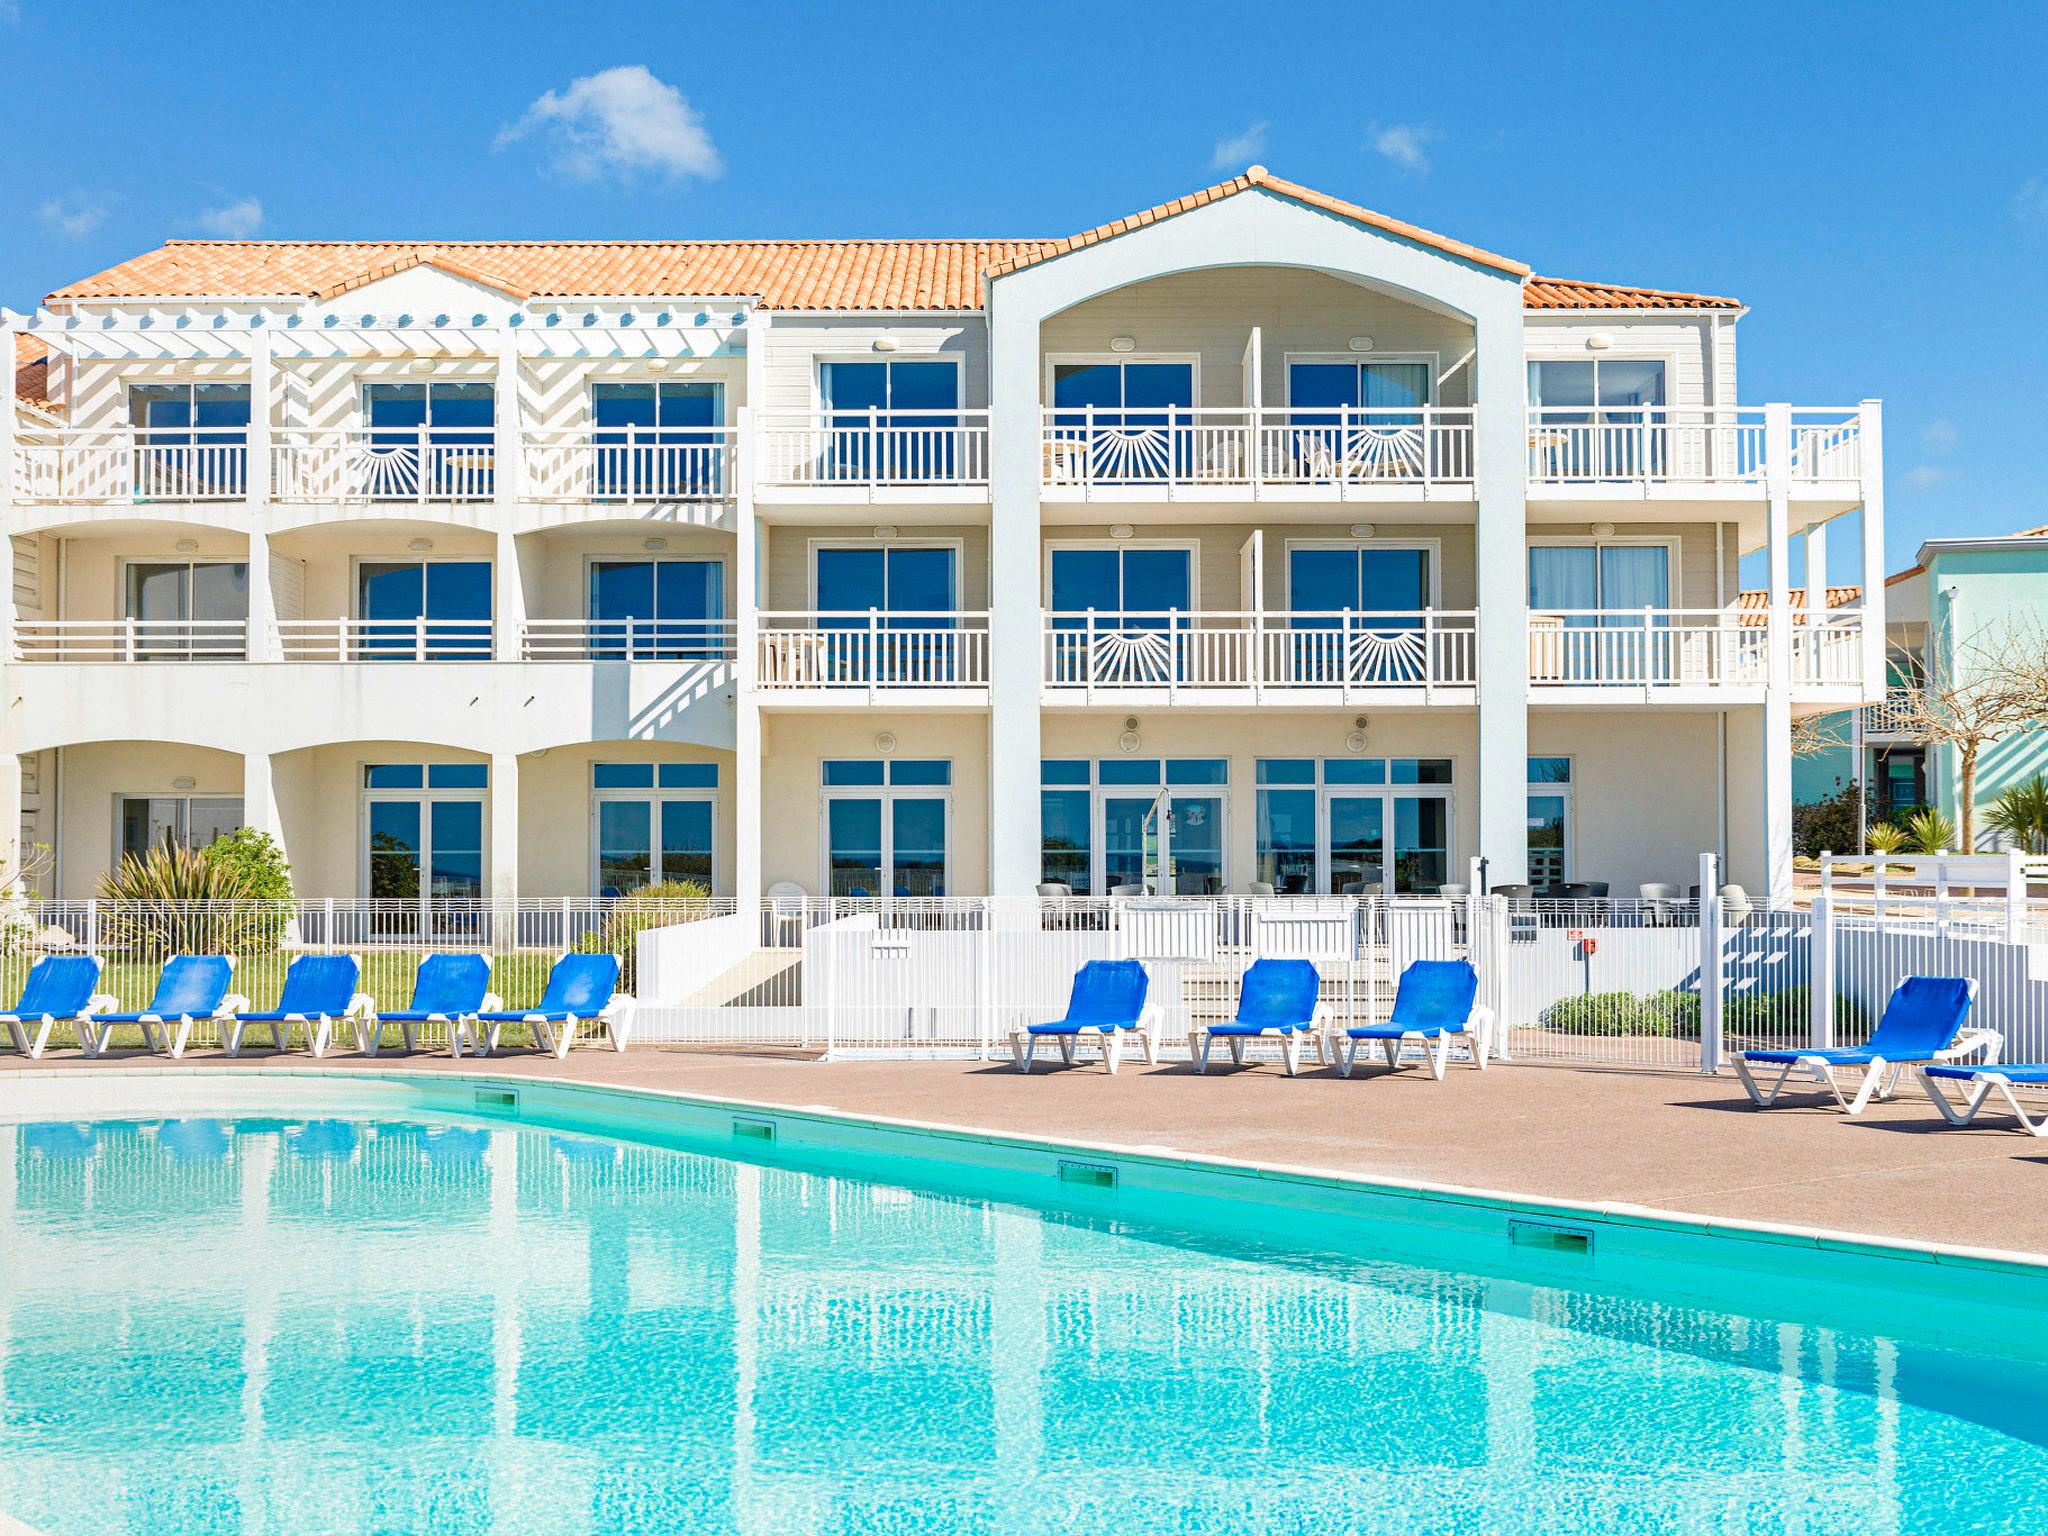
[156,236,1057,249]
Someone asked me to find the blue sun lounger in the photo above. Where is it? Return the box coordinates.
[1010,959,1160,1074]
[1338,959,1493,1080]
[1733,975,1993,1115]
[458,952,634,1059]
[1191,959,1328,1075]
[1918,1062,2048,1135]
[224,954,373,1057]
[0,956,114,1059]
[77,955,243,1060]
[352,953,499,1056]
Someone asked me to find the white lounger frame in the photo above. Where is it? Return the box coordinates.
[1733,1022,2000,1116]
[1010,1005,1163,1074]
[1332,1005,1497,1081]
[74,955,249,1061]
[350,954,502,1057]
[452,953,637,1060]
[1191,1004,1333,1076]
[2,992,118,1060]
[1917,1066,2048,1136]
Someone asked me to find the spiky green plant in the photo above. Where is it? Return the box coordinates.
[1864,821,1907,855]
[96,843,289,959]
[1903,806,1958,855]
[1985,774,2048,855]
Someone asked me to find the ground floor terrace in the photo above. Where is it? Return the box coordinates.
[5,1051,2044,1256]
[13,703,1798,902]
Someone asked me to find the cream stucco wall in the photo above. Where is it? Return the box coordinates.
[270,740,490,897]
[757,712,990,897]
[1527,710,1727,895]
[50,741,245,896]
[516,740,735,898]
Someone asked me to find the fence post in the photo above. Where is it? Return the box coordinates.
[1698,851,1723,1074]
[1810,893,1836,1050]
[324,895,335,954]
[2008,849,2027,945]
[978,896,994,1061]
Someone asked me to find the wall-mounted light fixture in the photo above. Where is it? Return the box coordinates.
[645,358,670,374]
[1586,334,1613,352]
[874,731,898,755]
[1109,336,1136,353]
[408,356,436,373]
[409,537,434,553]
[873,525,898,541]
[1349,523,1375,539]
[1589,521,1616,539]
[1108,523,1135,540]
[174,538,199,554]
[172,776,196,791]
[872,337,899,353]
[642,537,668,552]
[1348,336,1375,352]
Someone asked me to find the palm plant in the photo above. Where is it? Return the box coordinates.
[1864,821,1907,856]
[1985,774,2048,855]
[1903,807,1958,856]
[96,843,288,959]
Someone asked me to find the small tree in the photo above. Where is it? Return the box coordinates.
[201,827,292,899]
[1892,619,2037,852]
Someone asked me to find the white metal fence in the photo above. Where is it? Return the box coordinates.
[7,871,2045,1069]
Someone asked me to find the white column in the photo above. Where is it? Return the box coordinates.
[242,749,283,862]
[0,752,19,893]
[493,328,525,661]
[1762,403,1794,906]
[986,288,1044,896]
[734,390,762,905]
[490,750,519,903]
[1857,400,1886,698]
[244,327,275,661]
[1471,295,1530,886]
[1803,520,1828,635]
[0,317,17,670]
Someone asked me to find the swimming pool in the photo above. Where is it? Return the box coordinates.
[2,1073,2046,1535]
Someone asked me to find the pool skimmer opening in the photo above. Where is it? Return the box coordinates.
[1058,1160,1118,1189]
[473,1088,519,1113]
[1509,1219,1595,1258]
[733,1117,777,1143]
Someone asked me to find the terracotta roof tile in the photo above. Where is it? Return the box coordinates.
[14,333,50,413]
[41,173,1739,315]
[1731,585,1864,625]
[1524,276,1741,310]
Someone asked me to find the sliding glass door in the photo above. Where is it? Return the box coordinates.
[1286,361,1430,479]
[819,360,960,480]
[1528,544,1671,682]
[1047,546,1193,685]
[588,558,726,660]
[1049,360,1196,482]
[1528,360,1667,477]
[591,381,724,498]
[1285,545,1432,683]
[814,545,958,683]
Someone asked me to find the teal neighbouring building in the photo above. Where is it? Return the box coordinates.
[1795,523,2048,841]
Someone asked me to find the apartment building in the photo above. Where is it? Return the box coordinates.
[0,168,1885,905]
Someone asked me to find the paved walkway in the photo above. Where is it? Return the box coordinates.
[8,1049,2045,1256]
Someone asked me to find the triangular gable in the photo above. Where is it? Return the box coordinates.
[982,167,1530,287]
[313,249,533,303]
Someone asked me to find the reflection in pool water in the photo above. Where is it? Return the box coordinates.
[0,1115,2043,1536]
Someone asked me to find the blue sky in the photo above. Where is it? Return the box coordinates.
[5,0,2043,579]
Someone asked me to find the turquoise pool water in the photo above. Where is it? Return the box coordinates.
[2,1112,2046,1536]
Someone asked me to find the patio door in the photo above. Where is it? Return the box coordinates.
[1050,360,1196,482]
[1098,791,1224,895]
[815,545,957,682]
[590,381,724,498]
[1048,546,1194,685]
[125,559,248,659]
[1286,545,1432,683]
[357,558,493,659]
[1528,544,1671,681]
[819,360,960,480]
[588,558,725,660]
[1287,361,1430,480]
[1327,794,1386,894]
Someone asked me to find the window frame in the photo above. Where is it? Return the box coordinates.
[111,793,245,866]
[1526,535,1683,611]
[588,764,720,896]
[1253,758,1457,895]
[357,763,490,901]
[1041,539,1203,616]
[1526,757,1575,886]
[1037,758,1232,895]
[818,760,954,898]
[1281,537,1444,612]
[806,538,964,614]
[1523,354,1677,413]
[1280,353,1440,408]
[810,354,967,415]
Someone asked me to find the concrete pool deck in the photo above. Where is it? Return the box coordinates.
[7,1049,2046,1257]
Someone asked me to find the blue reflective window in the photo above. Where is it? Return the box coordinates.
[659,763,718,789]
[1165,758,1228,787]
[1389,758,1453,786]
[427,764,488,789]
[1256,759,1316,786]
[594,764,655,789]
[888,760,950,786]
[1040,760,1090,786]
[823,760,886,787]
[363,764,423,789]
[1324,759,1387,786]
[1097,758,1162,786]
[1528,757,1572,785]
[1041,790,1091,886]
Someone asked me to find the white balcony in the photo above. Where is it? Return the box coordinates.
[1039,407,1475,501]
[521,427,734,504]
[272,426,497,505]
[1862,688,1919,738]
[13,617,249,662]
[521,618,737,662]
[1525,407,1864,497]
[273,617,496,662]
[15,426,250,506]
[1527,609,1863,700]
[1040,610,1478,704]
[756,611,990,702]
[755,411,990,501]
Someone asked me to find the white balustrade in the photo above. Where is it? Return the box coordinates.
[1040,407,1475,494]
[1526,406,1863,485]
[522,618,739,662]
[272,426,497,504]
[756,612,989,689]
[755,410,989,489]
[12,618,248,662]
[273,617,496,662]
[1527,609,1790,689]
[14,426,250,504]
[1040,610,1477,696]
[522,427,735,502]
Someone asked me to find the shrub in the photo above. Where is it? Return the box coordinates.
[1723,983,1867,1043]
[96,843,291,958]
[1864,822,1907,855]
[201,827,292,900]
[1986,774,2048,855]
[1903,806,1957,855]
[1539,989,1700,1039]
[574,880,715,993]
[1792,784,1863,859]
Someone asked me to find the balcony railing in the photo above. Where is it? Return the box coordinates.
[15,427,250,505]
[1041,610,1477,697]
[522,427,735,503]
[522,617,738,662]
[1041,407,1475,495]
[12,618,247,662]
[1525,407,1863,487]
[273,618,495,661]
[1791,614,1864,688]
[1863,688,1920,737]
[272,427,496,504]
[756,410,990,492]
[757,611,990,690]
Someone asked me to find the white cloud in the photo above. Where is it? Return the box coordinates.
[195,197,264,238]
[38,194,108,239]
[2013,177,2048,223]
[497,65,720,183]
[1367,122,1436,173]
[1211,121,1268,172]
[1922,418,1959,453]
[1906,465,1948,491]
